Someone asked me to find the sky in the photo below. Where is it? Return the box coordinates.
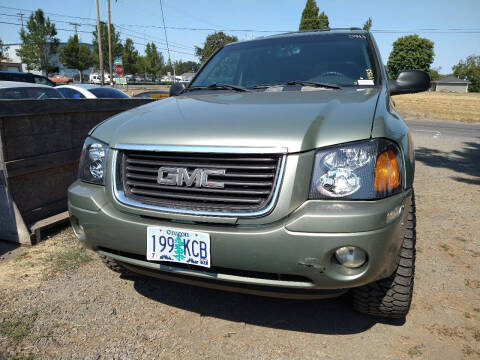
[1,0,479,73]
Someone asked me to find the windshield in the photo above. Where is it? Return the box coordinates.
[191,33,379,89]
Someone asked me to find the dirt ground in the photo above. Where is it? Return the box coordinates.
[1,122,480,359]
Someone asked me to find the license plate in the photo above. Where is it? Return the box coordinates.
[146,226,211,268]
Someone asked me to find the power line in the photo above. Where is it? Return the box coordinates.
[0,9,195,51]
[115,23,193,50]
[3,18,480,37]
[2,5,480,34]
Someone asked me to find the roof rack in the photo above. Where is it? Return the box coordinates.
[262,27,365,38]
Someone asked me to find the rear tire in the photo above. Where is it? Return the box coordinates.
[100,255,133,276]
[351,190,416,318]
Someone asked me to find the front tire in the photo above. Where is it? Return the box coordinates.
[351,191,416,318]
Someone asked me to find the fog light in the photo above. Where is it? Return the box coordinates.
[334,246,367,268]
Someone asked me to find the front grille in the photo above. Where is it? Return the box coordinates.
[117,150,283,215]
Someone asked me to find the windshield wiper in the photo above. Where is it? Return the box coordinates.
[253,81,342,90]
[185,83,251,92]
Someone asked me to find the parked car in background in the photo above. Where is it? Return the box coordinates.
[0,81,64,99]
[0,71,56,86]
[49,74,73,85]
[133,90,169,99]
[89,73,108,84]
[56,84,129,98]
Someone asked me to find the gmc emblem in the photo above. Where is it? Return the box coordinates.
[157,167,226,188]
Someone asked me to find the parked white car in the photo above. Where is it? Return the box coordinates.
[89,73,120,84]
[56,84,129,99]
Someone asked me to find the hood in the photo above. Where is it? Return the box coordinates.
[92,88,380,153]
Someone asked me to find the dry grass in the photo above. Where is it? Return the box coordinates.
[393,92,480,123]
[0,228,93,290]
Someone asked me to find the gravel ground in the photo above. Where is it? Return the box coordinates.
[0,124,479,360]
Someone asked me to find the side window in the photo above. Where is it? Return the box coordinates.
[58,88,85,98]
[195,52,241,85]
[0,88,25,99]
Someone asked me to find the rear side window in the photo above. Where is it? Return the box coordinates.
[89,87,129,98]
[58,87,86,98]
[0,87,63,99]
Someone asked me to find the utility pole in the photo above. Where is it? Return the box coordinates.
[95,0,104,86]
[70,22,80,36]
[159,0,175,81]
[17,12,24,31]
[107,0,114,86]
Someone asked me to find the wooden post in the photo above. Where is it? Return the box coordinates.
[107,0,114,87]
[95,0,104,86]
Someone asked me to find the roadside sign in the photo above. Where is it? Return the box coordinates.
[115,64,123,75]
[114,58,122,66]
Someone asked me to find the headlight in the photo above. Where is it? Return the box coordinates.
[78,137,109,185]
[309,139,403,200]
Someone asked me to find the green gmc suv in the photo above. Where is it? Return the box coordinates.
[68,29,429,318]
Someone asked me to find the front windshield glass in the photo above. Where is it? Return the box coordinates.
[191,33,379,89]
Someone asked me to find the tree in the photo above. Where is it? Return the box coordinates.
[144,42,164,79]
[299,0,329,31]
[299,0,320,30]
[92,22,122,72]
[318,11,329,29]
[387,35,434,79]
[195,32,238,63]
[135,55,146,75]
[173,236,185,262]
[16,9,59,74]
[0,38,9,61]
[122,38,138,75]
[428,67,441,82]
[452,55,480,92]
[363,18,372,32]
[59,34,92,83]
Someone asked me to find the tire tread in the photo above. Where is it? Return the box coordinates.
[352,190,416,318]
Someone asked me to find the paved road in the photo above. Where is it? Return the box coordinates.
[409,120,480,138]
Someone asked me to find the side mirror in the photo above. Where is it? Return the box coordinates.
[389,70,430,96]
[169,82,185,97]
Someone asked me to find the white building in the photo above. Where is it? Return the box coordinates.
[433,76,471,93]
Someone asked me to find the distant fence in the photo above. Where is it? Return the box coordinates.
[0,98,155,244]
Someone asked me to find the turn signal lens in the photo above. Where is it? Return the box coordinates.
[374,150,400,192]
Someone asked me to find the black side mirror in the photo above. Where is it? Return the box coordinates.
[389,70,430,96]
[169,82,185,96]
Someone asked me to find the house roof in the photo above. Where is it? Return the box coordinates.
[434,76,470,84]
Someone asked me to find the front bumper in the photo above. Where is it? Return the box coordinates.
[68,180,411,296]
